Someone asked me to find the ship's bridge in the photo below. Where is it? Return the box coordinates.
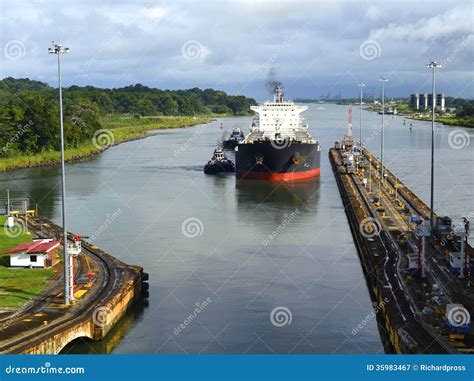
[246,85,316,144]
[249,101,313,142]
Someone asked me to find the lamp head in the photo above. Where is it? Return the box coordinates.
[426,61,442,69]
[48,41,70,54]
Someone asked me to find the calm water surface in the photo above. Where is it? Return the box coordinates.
[1,104,472,354]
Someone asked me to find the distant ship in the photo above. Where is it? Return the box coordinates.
[379,107,397,115]
[235,85,321,181]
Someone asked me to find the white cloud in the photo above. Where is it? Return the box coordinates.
[0,0,472,98]
[364,5,385,22]
[369,4,473,42]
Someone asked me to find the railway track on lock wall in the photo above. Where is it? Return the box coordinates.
[332,148,452,353]
[362,151,472,309]
[0,217,117,353]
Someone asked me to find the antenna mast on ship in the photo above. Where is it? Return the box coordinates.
[274,85,284,103]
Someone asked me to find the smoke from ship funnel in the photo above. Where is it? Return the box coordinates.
[265,68,282,98]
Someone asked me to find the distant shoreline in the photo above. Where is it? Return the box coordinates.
[296,100,473,129]
[363,106,473,129]
[404,114,473,128]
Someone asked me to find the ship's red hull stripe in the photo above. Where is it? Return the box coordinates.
[236,168,320,181]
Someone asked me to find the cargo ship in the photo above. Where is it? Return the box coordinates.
[235,85,320,181]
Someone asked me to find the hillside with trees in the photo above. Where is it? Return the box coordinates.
[0,77,256,158]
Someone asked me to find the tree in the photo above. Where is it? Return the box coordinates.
[12,94,59,153]
[65,99,101,148]
[156,94,179,115]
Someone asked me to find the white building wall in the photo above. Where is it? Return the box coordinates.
[10,253,46,268]
[438,97,446,112]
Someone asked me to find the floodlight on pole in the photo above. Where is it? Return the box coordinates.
[379,76,388,185]
[48,41,73,305]
[426,60,442,237]
[358,83,365,148]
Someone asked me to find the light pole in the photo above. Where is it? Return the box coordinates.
[379,76,388,185]
[369,155,372,193]
[358,83,365,148]
[426,61,442,237]
[48,41,72,305]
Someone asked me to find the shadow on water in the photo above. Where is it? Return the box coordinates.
[235,178,321,213]
[59,299,148,354]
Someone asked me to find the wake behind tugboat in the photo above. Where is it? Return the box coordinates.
[235,85,321,181]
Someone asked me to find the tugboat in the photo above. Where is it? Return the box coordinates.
[204,147,235,174]
[235,85,321,181]
[223,127,245,150]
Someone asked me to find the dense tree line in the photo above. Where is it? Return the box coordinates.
[0,93,101,155]
[0,77,256,116]
[445,97,474,118]
[455,103,474,118]
[63,84,256,116]
[0,77,256,156]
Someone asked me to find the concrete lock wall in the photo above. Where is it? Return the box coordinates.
[22,276,140,354]
[23,320,94,354]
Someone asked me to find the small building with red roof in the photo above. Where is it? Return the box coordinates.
[5,239,61,268]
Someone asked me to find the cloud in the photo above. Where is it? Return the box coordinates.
[364,6,385,22]
[0,0,472,99]
[368,4,473,42]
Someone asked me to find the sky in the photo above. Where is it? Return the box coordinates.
[0,0,473,100]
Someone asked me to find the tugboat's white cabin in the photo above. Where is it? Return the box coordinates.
[213,148,225,161]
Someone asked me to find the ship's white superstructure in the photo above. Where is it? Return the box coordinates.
[246,86,315,144]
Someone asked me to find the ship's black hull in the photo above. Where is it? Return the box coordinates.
[222,140,240,150]
[235,141,320,181]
